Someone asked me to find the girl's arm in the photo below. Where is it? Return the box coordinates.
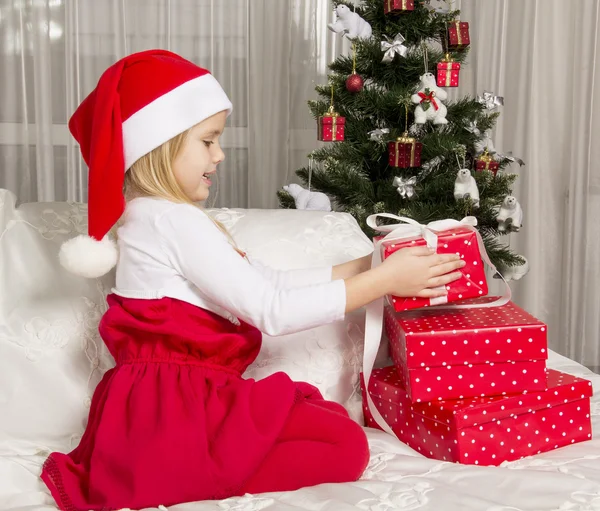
[156,204,459,336]
[156,204,348,337]
[246,253,372,288]
[331,254,372,280]
[246,256,334,288]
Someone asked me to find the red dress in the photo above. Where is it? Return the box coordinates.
[41,294,369,511]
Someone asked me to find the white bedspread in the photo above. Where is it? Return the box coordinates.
[1,349,598,511]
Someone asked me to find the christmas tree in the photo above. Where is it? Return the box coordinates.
[278,0,526,275]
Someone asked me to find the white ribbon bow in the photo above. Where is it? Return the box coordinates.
[369,128,390,142]
[361,213,512,437]
[477,91,504,110]
[498,151,526,167]
[392,176,417,199]
[381,33,408,63]
[421,155,444,176]
[466,120,481,135]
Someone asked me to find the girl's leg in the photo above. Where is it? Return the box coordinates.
[240,396,370,494]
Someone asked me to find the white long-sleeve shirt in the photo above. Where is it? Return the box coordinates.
[113,197,347,336]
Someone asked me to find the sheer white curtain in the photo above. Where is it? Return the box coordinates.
[248,0,350,208]
[0,0,251,207]
[0,0,340,209]
[1,0,599,366]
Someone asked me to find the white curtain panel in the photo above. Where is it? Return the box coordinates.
[0,0,598,365]
[0,0,343,208]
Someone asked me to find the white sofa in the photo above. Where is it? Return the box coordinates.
[2,188,600,511]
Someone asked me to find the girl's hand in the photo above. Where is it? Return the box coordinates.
[379,246,465,298]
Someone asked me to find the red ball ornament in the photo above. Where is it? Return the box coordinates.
[345,73,364,93]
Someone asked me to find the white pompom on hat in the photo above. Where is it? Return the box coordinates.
[61,49,232,278]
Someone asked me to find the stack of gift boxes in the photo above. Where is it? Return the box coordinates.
[361,225,593,466]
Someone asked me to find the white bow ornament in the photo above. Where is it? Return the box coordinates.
[392,176,417,199]
[381,33,408,63]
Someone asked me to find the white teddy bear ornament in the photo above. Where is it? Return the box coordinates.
[454,169,480,208]
[494,256,530,282]
[411,73,448,125]
[328,4,372,40]
[283,183,332,212]
[496,195,523,232]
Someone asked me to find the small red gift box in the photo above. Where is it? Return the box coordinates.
[448,20,470,49]
[384,0,414,14]
[361,366,593,466]
[384,298,549,402]
[388,135,422,168]
[476,150,500,176]
[437,57,461,88]
[375,226,488,312]
[318,111,345,142]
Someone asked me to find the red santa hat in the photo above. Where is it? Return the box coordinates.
[59,49,232,278]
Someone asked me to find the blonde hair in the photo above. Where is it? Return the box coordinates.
[121,129,244,256]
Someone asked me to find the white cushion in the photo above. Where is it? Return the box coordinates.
[0,190,375,455]
[213,208,377,423]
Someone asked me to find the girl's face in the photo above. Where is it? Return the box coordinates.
[172,110,227,202]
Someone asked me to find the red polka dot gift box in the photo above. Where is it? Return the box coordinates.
[375,226,488,312]
[361,366,593,466]
[384,298,549,402]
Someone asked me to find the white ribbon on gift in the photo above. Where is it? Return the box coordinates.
[362,213,512,436]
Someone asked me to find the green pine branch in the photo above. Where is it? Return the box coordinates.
[278,0,526,272]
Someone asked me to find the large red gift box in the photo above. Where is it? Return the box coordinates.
[361,366,593,466]
[376,227,488,312]
[384,299,549,402]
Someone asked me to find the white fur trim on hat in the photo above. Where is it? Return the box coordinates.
[59,235,118,278]
[122,73,233,170]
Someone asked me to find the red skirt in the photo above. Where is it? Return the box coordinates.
[41,295,369,510]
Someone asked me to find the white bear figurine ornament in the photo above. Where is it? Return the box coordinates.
[328,4,372,40]
[496,195,523,232]
[283,183,332,212]
[494,257,530,282]
[411,73,448,125]
[454,169,480,208]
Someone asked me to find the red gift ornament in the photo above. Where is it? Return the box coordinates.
[318,86,345,142]
[448,20,471,50]
[476,149,500,176]
[384,0,414,14]
[361,366,593,466]
[388,133,422,168]
[384,298,549,402]
[437,54,461,88]
[318,108,345,142]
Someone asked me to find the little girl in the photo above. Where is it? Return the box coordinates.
[41,50,464,511]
